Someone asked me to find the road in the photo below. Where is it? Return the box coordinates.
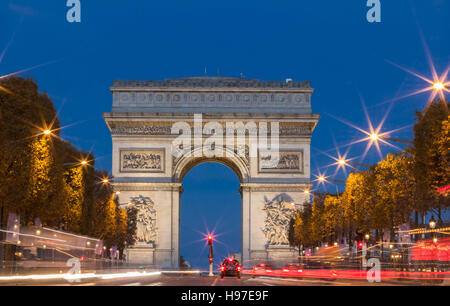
[1,271,443,286]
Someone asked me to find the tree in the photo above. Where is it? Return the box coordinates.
[290,203,314,251]
[115,208,128,259]
[322,195,344,244]
[0,77,64,226]
[412,99,450,223]
[374,152,415,240]
[126,206,138,247]
[342,171,373,245]
[310,193,326,245]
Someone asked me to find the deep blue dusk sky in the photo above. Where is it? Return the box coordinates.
[1,1,448,268]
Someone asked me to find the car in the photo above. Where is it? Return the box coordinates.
[220,257,241,279]
[281,264,304,276]
[252,263,273,276]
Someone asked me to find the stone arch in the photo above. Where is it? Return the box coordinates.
[172,146,250,184]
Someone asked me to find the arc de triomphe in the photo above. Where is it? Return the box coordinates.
[103,76,320,268]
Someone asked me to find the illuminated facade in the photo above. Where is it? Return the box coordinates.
[104,76,320,268]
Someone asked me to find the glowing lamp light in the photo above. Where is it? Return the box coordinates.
[102,179,109,184]
[43,130,52,135]
[370,133,379,141]
[433,82,444,91]
[338,159,346,166]
[304,189,310,195]
[429,217,436,229]
[80,160,88,166]
[318,176,325,182]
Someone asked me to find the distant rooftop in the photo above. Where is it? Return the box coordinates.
[112,76,310,89]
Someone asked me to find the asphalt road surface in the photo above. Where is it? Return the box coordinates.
[1,272,444,286]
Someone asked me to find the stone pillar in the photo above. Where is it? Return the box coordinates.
[241,186,251,268]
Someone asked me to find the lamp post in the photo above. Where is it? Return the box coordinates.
[207,235,214,276]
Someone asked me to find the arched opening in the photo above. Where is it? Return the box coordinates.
[179,162,242,270]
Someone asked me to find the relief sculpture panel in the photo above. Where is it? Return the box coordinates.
[258,150,303,173]
[120,149,165,173]
[262,195,296,246]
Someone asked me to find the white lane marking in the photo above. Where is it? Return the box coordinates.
[211,278,218,286]
[122,282,141,286]
[145,282,162,286]
[263,282,275,286]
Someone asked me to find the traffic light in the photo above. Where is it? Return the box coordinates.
[358,241,364,248]
[209,258,213,263]
[207,235,213,246]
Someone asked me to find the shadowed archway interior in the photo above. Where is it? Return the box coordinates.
[180,162,242,270]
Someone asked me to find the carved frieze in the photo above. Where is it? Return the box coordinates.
[258,150,304,173]
[120,149,165,173]
[110,122,312,137]
[113,90,311,110]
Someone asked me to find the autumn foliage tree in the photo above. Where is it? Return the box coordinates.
[412,99,450,223]
[0,77,130,257]
[289,99,449,250]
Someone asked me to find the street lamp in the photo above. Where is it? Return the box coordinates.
[370,133,379,141]
[337,158,373,168]
[433,82,445,91]
[369,132,413,145]
[429,216,436,229]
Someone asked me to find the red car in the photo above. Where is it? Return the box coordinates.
[220,258,241,279]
